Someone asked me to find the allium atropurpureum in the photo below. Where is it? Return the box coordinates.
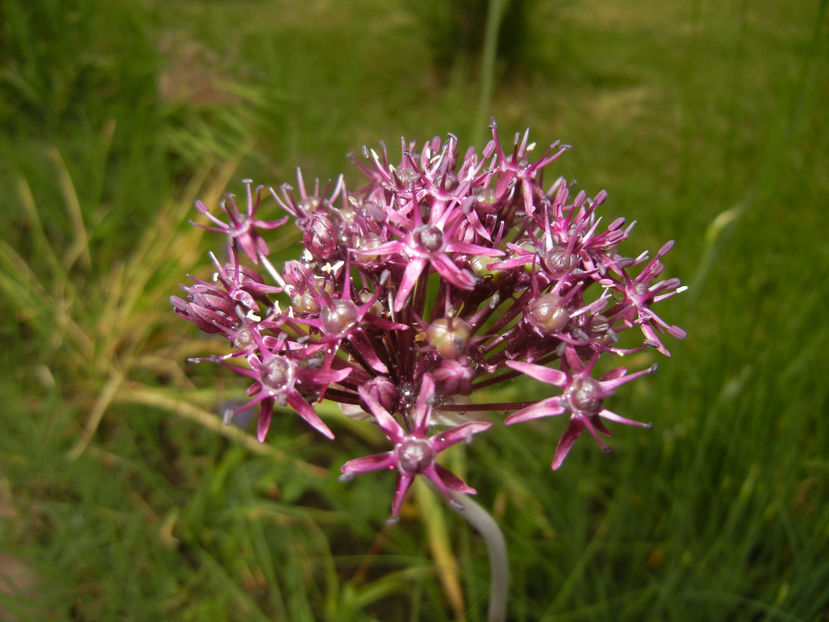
[172,120,686,521]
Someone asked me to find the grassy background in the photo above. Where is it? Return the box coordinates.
[1,0,827,620]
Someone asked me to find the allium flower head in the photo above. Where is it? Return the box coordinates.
[174,119,686,520]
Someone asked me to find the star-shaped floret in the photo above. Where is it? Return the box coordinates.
[505,348,656,469]
[340,374,491,523]
[193,179,288,264]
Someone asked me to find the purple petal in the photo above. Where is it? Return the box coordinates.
[641,323,670,356]
[579,416,612,454]
[356,239,405,257]
[287,392,335,439]
[341,451,396,475]
[430,421,492,451]
[257,400,274,442]
[390,473,416,520]
[433,463,476,494]
[599,364,657,391]
[599,408,652,428]
[412,374,435,432]
[193,200,229,229]
[445,241,504,256]
[301,366,351,386]
[600,366,628,381]
[365,313,411,331]
[505,360,568,387]
[505,396,565,425]
[551,418,584,470]
[393,257,427,311]
[237,233,261,265]
[486,255,535,271]
[564,346,585,372]
[348,330,389,374]
[358,384,404,443]
[431,253,476,290]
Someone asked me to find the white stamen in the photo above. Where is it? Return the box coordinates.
[260,254,290,292]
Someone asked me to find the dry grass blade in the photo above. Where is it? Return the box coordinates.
[16,175,64,280]
[414,478,466,622]
[49,147,91,271]
[114,384,327,478]
[0,238,94,360]
[68,369,125,460]
[65,159,241,456]
[8,151,286,460]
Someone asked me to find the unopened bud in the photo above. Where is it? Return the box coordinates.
[526,293,569,333]
[426,317,471,358]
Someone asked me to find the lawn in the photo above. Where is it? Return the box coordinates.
[1,0,827,620]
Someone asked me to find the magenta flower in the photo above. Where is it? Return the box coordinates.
[359,208,502,312]
[505,347,656,469]
[340,374,491,523]
[175,120,686,517]
[215,328,351,441]
[601,240,688,356]
[193,179,288,264]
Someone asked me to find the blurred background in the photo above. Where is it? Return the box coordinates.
[1,0,826,620]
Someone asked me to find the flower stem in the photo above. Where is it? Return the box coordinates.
[425,480,509,622]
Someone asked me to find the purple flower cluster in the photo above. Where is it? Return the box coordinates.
[172,120,686,521]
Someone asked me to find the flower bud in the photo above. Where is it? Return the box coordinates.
[543,247,577,276]
[231,323,254,350]
[433,358,473,395]
[291,290,320,315]
[322,299,359,334]
[470,255,506,284]
[363,376,398,413]
[526,293,569,333]
[474,187,497,206]
[426,317,470,358]
[304,212,340,260]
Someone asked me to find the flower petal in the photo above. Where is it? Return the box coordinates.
[257,399,274,442]
[287,392,335,439]
[393,257,427,311]
[433,463,476,494]
[412,373,435,432]
[358,384,404,443]
[429,421,492,452]
[390,472,416,520]
[505,396,565,425]
[599,408,652,428]
[431,253,476,290]
[505,360,568,387]
[343,451,396,474]
[551,418,584,470]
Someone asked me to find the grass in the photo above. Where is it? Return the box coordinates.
[1,0,827,620]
